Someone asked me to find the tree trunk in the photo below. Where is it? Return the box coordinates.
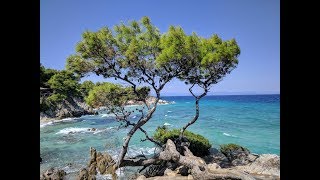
[180,97,200,136]
[158,139,255,180]
[180,88,207,136]
[115,98,159,169]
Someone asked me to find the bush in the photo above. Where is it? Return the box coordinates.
[220,143,250,154]
[153,126,211,157]
[220,143,250,162]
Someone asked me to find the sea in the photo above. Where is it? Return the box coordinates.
[40,94,280,179]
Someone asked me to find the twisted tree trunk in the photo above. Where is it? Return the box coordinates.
[115,98,159,169]
[180,84,207,137]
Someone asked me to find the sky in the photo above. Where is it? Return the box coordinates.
[40,0,279,96]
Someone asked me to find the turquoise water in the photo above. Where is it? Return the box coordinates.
[40,94,279,177]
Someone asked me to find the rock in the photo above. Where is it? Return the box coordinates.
[77,168,96,180]
[88,162,97,175]
[220,144,253,166]
[40,157,42,163]
[77,168,89,180]
[234,154,280,177]
[136,175,147,180]
[207,163,221,172]
[40,96,96,121]
[40,167,66,180]
[178,166,189,176]
[203,148,230,168]
[91,128,96,131]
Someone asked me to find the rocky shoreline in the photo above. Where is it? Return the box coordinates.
[41,146,279,180]
[40,96,170,123]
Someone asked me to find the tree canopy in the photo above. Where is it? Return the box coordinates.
[65,16,240,174]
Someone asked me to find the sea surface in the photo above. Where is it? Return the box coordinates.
[40,94,280,179]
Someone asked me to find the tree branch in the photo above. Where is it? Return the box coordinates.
[139,127,163,147]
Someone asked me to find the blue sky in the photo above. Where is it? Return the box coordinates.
[40,0,279,96]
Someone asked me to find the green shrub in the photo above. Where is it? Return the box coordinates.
[153,127,211,157]
[220,143,250,155]
[47,93,67,105]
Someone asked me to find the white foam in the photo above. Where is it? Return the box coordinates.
[165,115,168,117]
[101,114,109,117]
[96,172,113,180]
[167,111,172,113]
[61,117,78,121]
[93,127,115,134]
[223,132,238,137]
[40,121,54,128]
[127,147,158,157]
[56,127,91,135]
[164,122,171,126]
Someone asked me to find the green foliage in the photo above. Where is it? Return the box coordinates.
[47,70,81,97]
[40,97,50,112]
[80,80,95,97]
[47,93,67,104]
[66,55,94,77]
[156,28,240,86]
[86,82,128,108]
[40,64,59,87]
[153,127,211,157]
[220,144,250,155]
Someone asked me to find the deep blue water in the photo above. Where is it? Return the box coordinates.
[40,94,279,178]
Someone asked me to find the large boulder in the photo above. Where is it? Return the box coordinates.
[220,144,257,166]
[203,148,231,168]
[234,154,280,178]
[40,167,66,180]
[77,168,96,180]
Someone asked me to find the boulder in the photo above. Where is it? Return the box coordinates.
[220,144,256,166]
[40,167,66,180]
[178,166,189,176]
[77,168,96,180]
[234,154,280,177]
[203,148,230,168]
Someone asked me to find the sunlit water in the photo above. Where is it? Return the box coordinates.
[40,94,279,179]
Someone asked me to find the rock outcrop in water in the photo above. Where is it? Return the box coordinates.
[40,167,66,180]
[40,97,97,121]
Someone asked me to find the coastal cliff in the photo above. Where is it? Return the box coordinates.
[40,96,170,121]
[40,96,96,121]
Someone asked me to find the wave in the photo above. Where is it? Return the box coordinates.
[40,117,80,128]
[164,122,171,126]
[93,127,116,134]
[223,132,238,137]
[56,127,91,135]
[56,127,116,135]
[165,115,168,117]
[167,111,172,113]
[40,121,54,128]
[127,147,159,157]
[101,114,109,118]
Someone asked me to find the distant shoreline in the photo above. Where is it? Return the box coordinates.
[160,94,280,97]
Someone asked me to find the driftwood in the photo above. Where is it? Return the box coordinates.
[89,139,256,180]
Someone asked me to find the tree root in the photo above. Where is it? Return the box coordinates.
[88,140,255,180]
